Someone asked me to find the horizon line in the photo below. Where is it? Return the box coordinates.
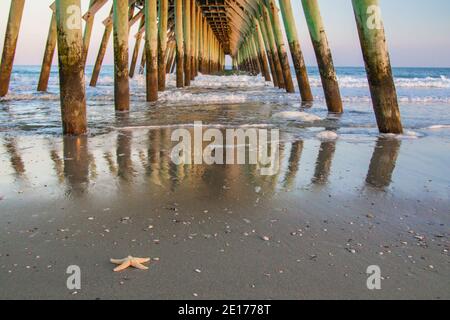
[11,64,450,69]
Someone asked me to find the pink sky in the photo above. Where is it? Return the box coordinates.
[1,0,449,67]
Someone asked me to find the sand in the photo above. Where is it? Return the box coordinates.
[0,131,449,300]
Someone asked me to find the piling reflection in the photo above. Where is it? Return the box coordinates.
[4,137,26,178]
[50,149,64,183]
[104,152,118,175]
[63,136,89,195]
[312,141,337,185]
[366,137,401,189]
[283,140,303,189]
[1,129,405,199]
[116,130,135,182]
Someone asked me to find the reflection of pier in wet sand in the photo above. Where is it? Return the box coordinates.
[0,130,408,194]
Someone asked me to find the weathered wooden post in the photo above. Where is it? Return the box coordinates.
[113,0,130,111]
[90,6,113,87]
[158,0,169,91]
[258,16,278,87]
[0,0,25,97]
[250,37,261,75]
[352,0,403,133]
[55,0,87,135]
[82,0,109,65]
[130,17,145,78]
[203,17,208,73]
[198,15,204,73]
[190,0,196,80]
[206,25,211,74]
[183,0,191,86]
[38,3,57,92]
[302,0,343,113]
[175,0,184,87]
[195,5,200,77]
[266,0,294,93]
[242,43,250,73]
[279,0,313,101]
[145,0,158,102]
[166,41,175,73]
[254,19,271,82]
[139,48,146,74]
[261,5,285,89]
[81,0,96,65]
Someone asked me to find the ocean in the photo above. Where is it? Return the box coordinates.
[1,66,450,139]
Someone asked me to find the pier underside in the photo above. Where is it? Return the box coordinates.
[0,0,403,134]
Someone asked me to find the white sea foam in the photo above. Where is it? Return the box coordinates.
[428,124,450,130]
[191,74,269,88]
[159,91,248,104]
[316,131,339,141]
[0,93,59,101]
[272,111,322,122]
[381,130,423,140]
[307,75,450,89]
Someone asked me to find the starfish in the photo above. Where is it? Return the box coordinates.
[110,256,151,272]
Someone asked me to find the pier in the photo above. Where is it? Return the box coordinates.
[0,0,403,134]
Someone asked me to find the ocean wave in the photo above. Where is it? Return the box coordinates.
[272,111,323,122]
[305,75,450,89]
[1,72,450,105]
[166,73,450,89]
[427,124,450,130]
[0,93,59,102]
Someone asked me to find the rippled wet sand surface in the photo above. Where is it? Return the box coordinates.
[0,127,449,299]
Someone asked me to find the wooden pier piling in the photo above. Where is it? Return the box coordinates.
[37,4,57,92]
[261,4,285,89]
[183,0,191,86]
[352,0,403,133]
[258,16,278,87]
[175,0,184,87]
[302,0,343,113]
[81,0,97,65]
[158,0,168,91]
[55,0,87,135]
[90,6,113,87]
[266,0,295,93]
[130,17,145,78]
[279,0,313,101]
[190,0,196,80]
[0,0,25,97]
[145,0,158,102]
[113,0,130,111]
[253,20,271,82]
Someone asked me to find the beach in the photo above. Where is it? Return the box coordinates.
[0,68,449,299]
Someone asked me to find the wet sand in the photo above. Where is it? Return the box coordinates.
[0,128,449,300]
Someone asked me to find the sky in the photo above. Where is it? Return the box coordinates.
[0,0,449,67]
